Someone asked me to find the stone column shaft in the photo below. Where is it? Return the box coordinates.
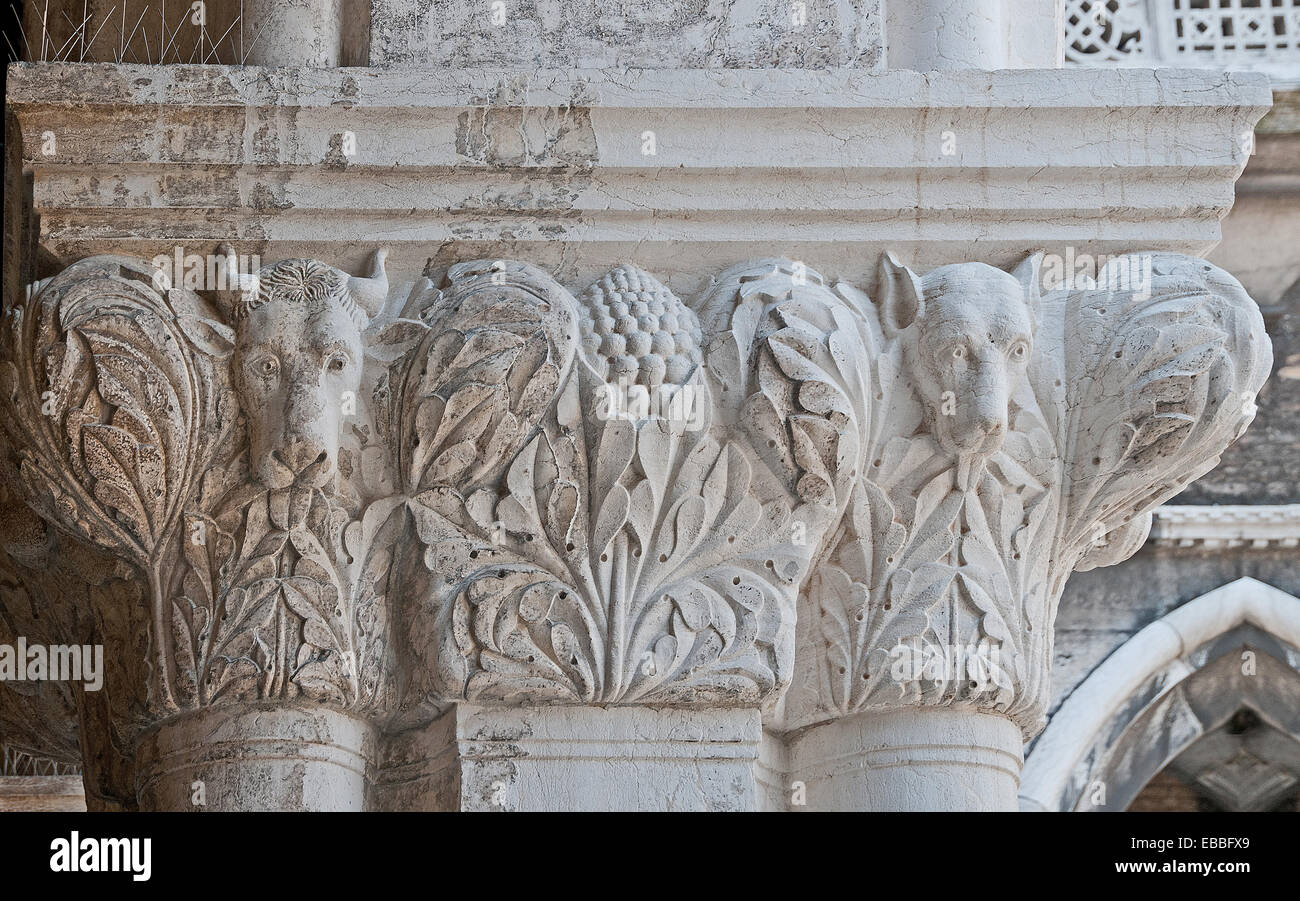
[789,709,1023,811]
[376,706,762,812]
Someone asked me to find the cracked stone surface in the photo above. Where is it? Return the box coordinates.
[0,5,1281,810]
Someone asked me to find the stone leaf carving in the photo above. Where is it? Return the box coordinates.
[0,248,1269,739]
[789,251,1272,734]
[1047,254,1270,576]
[0,255,236,712]
[392,260,864,708]
[0,251,416,717]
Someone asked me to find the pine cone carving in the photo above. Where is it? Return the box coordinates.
[576,265,704,388]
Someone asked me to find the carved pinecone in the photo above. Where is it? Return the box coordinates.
[576,265,704,388]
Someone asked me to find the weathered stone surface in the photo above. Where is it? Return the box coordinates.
[787,707,1024,810]
[368,0,883,69]
[887,0,1062,70]
[0,246,1271,810]
[0,23,1283,810]
[376,704,761,811]
[4,65,1271,300]
[1049,541,1300,729]
[779,252,1270,741]
[21,0,366,66]
[1176,269,1300,504]
[136,706,377,811]
[1024,577,1300,811]
[1192,96,1300,504]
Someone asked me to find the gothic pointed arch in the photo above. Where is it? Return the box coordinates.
[1020,577,1300,811]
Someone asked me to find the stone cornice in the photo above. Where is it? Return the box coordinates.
[6,64,1271,110]
[1148,504,1300,549]
[6,64,1272,297]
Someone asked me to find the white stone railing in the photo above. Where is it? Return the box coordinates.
[1066,0,1300,86]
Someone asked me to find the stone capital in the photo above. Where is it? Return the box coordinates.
[779,252,1271,745]
[0,245,1271,810]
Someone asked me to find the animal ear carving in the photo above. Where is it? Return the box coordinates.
[875,252,926,337]
[347,248,390,321]
[1011,250,1045,327]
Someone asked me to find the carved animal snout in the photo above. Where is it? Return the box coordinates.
[263,438,333,490]
[973,411,1006,438]
[936,362,1013,457]
[249,369,348,491]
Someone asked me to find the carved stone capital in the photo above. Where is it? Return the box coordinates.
[781,252,1272,738]
[394,258,851,710]
[0,247,1271,809]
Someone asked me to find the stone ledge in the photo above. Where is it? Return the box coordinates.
[0,775,87,812]
[1149,504,1300,549]
[6,64,1270,110]
[6,63,1272,297]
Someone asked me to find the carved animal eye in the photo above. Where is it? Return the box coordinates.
[327,354,349,373]
[951,345,966,360]
[255,356,279,377]
[1010,341,1029,359]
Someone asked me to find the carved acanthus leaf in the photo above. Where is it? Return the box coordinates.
[787,251,1271,735]
[394,261,867,708]
[1043,253,1272,582]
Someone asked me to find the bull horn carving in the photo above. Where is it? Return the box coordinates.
[347,248,389,320]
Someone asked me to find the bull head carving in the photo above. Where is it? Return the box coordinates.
[215,247,389,495]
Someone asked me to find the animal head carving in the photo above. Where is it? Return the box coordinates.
[217,248,389,491]
[878,253,1042,461]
